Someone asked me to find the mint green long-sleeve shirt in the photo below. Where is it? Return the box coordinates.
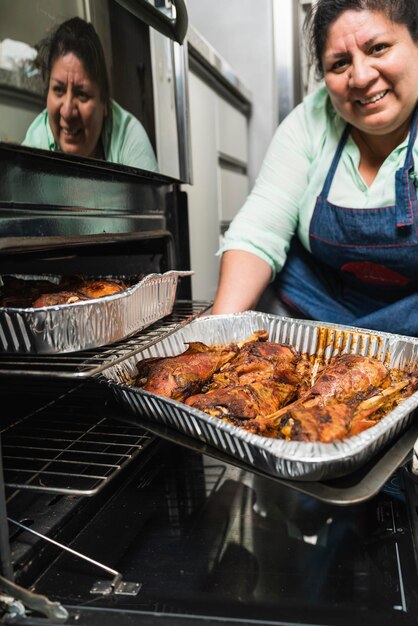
[219,85,417,280]
[22,99,158,172]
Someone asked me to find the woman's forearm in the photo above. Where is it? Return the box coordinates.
[211,250,272,314]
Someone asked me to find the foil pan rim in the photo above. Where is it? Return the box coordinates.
[0,270,194,311]
[203,310,418,345]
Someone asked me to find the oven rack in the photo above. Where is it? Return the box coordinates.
[0,300,211,379]
[2,393,155,497]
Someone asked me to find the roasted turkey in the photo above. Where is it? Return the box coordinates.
[0,274,129,308]
[134,333,418,444]
[246,354,418,442]
[32,291,89,307]
[185,341,311,419]
[76,279,126,299]
[135,331,269,402]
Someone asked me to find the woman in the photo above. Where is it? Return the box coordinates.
[22,17,158,172]
[212,0,418,337]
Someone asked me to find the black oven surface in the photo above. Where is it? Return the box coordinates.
[5,391,418,626]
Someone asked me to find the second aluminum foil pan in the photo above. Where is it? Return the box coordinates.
[102,312,418,482]
[0,271,192,354]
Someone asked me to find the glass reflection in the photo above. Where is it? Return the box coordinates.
[22,16,158,171]
[0,0,165,175]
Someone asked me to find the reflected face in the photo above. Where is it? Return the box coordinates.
[47,53,108,158]
[322,10,418,137]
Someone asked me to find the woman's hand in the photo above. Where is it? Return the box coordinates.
[211,250,272,315]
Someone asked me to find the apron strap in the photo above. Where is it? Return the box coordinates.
[395,105,418,229]
[319,124,351,199]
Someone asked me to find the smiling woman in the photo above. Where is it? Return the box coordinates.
[22,17,159,171]
[321,7,418,184]
[212,0,418,337]
[46,52,108,159]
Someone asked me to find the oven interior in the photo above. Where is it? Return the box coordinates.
[2,381,418,626]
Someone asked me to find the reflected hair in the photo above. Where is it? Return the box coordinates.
[36,16,110,107]
[304,0,418,79]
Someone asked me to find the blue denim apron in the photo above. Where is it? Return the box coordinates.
[275,108,418,336]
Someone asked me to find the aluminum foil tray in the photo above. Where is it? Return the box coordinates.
[101,312,418,481]
[0,271,192,354]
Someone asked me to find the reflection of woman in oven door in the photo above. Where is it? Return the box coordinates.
[22,17,158,172]
[250,474,400,609]
[212,0,418,337]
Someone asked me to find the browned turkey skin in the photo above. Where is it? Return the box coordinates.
[76,279,126,299]
[247,354,417,442]
[135,331,269,403]
[32,291,89,307]
[136,342,240,402]
[185,341,311,419]
[0,275,128,308]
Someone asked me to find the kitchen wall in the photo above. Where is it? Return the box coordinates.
[0,0,86,45]
[186,0,316,187]
[184,0,317,301]
[0,0,87,144]
[186,0,277,188]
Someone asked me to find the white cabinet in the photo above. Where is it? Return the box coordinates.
[217,97,248,164]
[184,39,251,301]
[218,168,249,224]
[183,72,221,302]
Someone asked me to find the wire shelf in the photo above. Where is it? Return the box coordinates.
[2,398,154,497]
[0,300,211,379]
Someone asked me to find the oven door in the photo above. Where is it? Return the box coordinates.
[99,0,192,182]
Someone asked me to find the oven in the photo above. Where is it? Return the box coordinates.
[2,149,418,626]
[2,4,418,626]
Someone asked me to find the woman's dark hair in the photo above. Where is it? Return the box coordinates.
[36,16,110,106]
[305,0,418,79]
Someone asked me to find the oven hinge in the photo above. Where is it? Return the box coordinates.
[90,578,142,596]
[8,517,142,599]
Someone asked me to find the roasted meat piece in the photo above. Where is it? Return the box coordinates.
[76,279,127,299]
[185,342,311,419]
[250,402,354,442]
[135,342,239,402]
[32,291,89,307]
[249,354,392,442]
[186,382,295,420]
[207,341,308,389]
[0,277,57,307]
[0,274,129,308]
[135,331,269,402]
[348,372,418,436]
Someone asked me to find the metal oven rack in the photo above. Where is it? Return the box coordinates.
[2,400,154,497]
[0,301,211,497]
[0,301,211,379]
[0,301,212,592]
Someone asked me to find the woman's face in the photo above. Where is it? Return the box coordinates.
[322,10,418,138]
[47,52,107,158]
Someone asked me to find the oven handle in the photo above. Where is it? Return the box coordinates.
[114,0,188,44]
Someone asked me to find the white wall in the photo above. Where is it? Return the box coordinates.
[186,0,277,187]
[0,0,88,144]
[0,0,86,46]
